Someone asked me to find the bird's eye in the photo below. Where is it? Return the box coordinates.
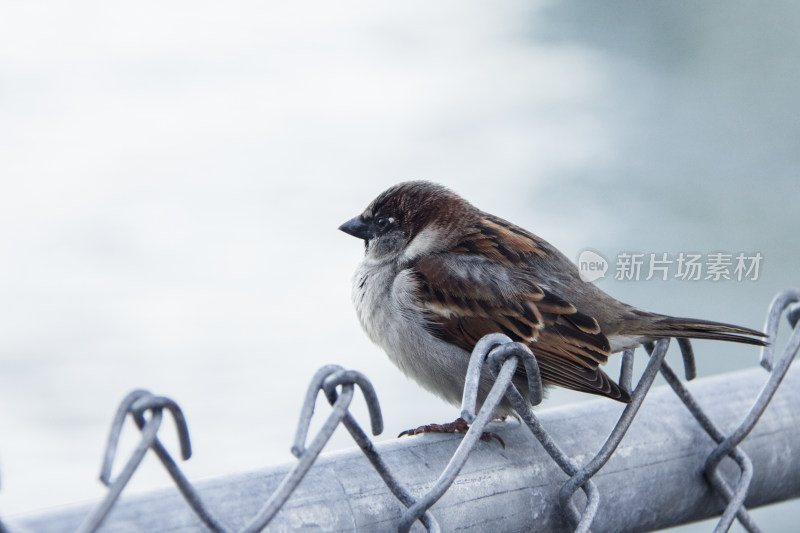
[375,216,392,230]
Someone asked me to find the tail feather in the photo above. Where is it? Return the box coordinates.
[628,315,768,347]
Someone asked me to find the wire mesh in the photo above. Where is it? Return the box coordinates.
[1,289,799,532]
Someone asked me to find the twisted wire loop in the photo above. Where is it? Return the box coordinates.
[659,289,800,533]
[243,365,387,532]
[398,334,542,532]
[78,390,227,533]
[557,338,672,531]
[474,340,595,531]
[317,367,440,532]
[759,289,800,372]
[469,335,697,532]
[252,365,440,532]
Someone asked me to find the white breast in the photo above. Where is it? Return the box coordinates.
[352,259,469,406]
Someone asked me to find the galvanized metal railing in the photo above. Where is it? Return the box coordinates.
[2,289,799,532]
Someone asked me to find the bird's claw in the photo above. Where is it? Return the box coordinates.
[398,417,505,448]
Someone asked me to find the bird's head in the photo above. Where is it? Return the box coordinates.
[339,181,476,263]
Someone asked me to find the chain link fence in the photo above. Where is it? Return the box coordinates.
[2,289,799,532]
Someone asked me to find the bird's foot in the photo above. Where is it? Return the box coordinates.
[398,417,505,448]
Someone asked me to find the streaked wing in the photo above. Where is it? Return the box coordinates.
[410,215,630,402]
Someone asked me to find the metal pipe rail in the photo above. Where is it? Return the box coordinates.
[10,364,800,533]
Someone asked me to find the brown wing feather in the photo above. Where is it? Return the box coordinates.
[451,215,547,265]
[412,218,630,403]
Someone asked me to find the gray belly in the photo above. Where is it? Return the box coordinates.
[352,265,523,414]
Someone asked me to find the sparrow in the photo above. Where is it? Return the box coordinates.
[339,181,766,435]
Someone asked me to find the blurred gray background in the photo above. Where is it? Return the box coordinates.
[0,1,798,530]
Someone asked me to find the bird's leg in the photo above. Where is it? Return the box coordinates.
[398,417,505,448]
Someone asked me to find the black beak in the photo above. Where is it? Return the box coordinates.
[339,216,372,240]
